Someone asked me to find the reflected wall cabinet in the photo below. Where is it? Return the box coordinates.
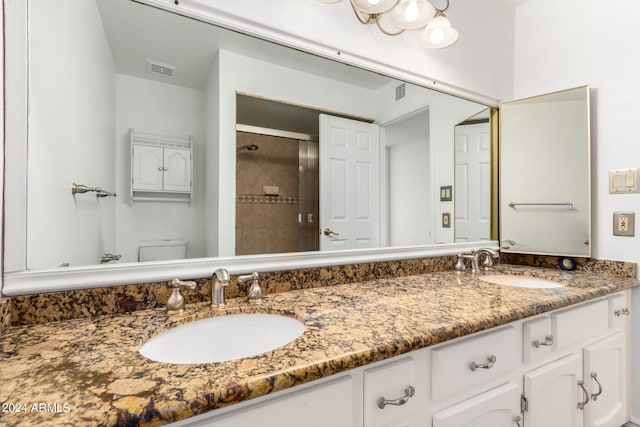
[131,130,193,202]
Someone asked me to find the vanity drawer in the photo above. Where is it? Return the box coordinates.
[364,356,417,427]
[551,299,608,350]
[523,316,552,364]
[608,292,630,330]
[431,326,518,402]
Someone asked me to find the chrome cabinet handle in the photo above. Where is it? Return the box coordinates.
[578,380,590,409]
[470,355,496,371]
[533,335,554,348]
[614,308,630,316]
[323,228,340,237]
[514,415,522,427]
[590,373,603,401]
[377,386,415,409]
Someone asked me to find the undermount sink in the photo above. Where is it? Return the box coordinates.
[479,274,563,289]
[139,313,306,364]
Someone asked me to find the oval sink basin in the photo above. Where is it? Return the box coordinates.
[139,313,305,364]
[479,274,563,289]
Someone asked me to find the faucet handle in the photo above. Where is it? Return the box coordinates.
[170,278,197,290]
[238,272,263,303]
[455,254,467,271]
[166,278,196,314]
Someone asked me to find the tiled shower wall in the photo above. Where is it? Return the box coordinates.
[236,131,300,255]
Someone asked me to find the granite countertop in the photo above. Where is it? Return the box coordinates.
[0,264,638,426]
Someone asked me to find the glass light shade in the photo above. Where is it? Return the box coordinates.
[390,0,435,30]
[418,14,458,48]
[351,0,398,14]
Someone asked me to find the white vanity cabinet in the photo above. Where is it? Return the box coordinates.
[521,292,630,427]
[167,291,631,427]
[130,130,193,201]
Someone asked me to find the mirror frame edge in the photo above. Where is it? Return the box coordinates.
[2,0,502,296]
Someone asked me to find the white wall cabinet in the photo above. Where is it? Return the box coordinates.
[130,130,192,201]
[168,291,631,427]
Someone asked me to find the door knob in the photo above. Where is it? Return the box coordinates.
[323,228,339,237]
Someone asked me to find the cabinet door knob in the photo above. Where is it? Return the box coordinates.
[470,354,496,371]
[614,308,630,316]
[590,372,603,401]
[377,386,415,409]
[514,415,522,427]
[577,380,590,409]
[533,335,554,348]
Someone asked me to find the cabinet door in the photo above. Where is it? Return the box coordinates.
[163,148,191,192]
[524,353,584,427]
[583,332,627,427]
[132,144,163,191]
[433,382,521,427]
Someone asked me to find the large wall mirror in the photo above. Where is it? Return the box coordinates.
[4,0,494,293]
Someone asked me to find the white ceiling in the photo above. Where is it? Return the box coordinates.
[96,0,392,91]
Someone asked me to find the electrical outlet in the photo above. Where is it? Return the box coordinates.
[613,212,635,236]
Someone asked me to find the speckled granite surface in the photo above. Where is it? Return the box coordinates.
[500,253,637,276]
[8,256,456,326]
[0,264,637,426]
[0,299,11,334]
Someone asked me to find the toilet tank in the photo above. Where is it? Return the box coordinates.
[138,240,187,262]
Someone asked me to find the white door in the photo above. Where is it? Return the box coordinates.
[319,114,380,251]
[583,332,627,427]
[524,353,584,427]
[432,382,521,427]
[163,147,191,192]
[454,122,491,242]
[132,144,163,191]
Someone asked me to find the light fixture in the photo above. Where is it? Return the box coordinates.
[418,7,458,48]
[316,0,458,48]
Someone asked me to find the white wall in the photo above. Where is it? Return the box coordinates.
[114,74,206,262]
[385,111,431,246]
[204,53,221,257]
[214,49,379,256]
[27,0,116,269]
[431,92,488,244]
[513,0,640,419]
[180,0,515,101]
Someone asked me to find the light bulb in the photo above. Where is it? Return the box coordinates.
[430,27,444,44]
[368,0,381,4]
[403,0,419,22]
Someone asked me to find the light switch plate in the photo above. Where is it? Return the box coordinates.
[609,168,640,193]
[613,212,635,236]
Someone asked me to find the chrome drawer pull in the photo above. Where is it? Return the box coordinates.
[514,415,522,427]
[590,372,603,401]
[377,386,415,409]
[614,308,630,316]
[533,335,554,348]
[470,354,496,371]
[578,380,590,409]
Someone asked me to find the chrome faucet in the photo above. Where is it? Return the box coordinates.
[211,268,230,308]
[456,248,499,273]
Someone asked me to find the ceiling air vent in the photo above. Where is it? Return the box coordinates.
[145,59,177,78]
[395,83,406,101]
